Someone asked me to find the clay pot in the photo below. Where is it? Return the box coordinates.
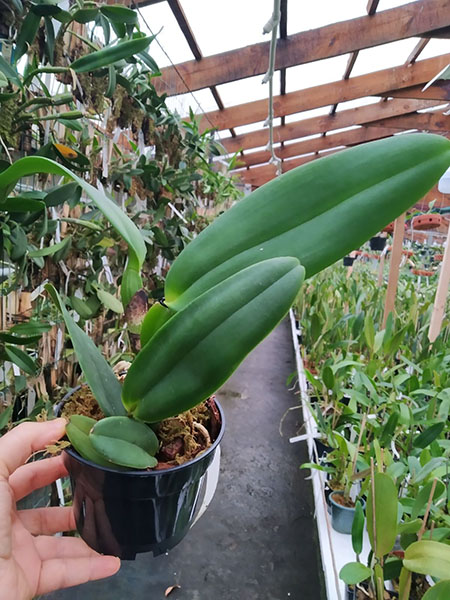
[411,214,442,230]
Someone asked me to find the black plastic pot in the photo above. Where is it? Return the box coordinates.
[369,236,386,251]
[58,396,225,560]
[343,256,355,266]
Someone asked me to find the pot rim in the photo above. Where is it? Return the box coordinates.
[56,387,225,477]
[329,490,361,511]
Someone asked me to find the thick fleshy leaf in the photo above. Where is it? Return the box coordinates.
[4,345,37,375]
[70,36,153,73]
[403,540,450,580]
[339,562,373,586]
[91,416,158,456]
[366,472,398,558]
[351,500,365,555]
[45,284,125,417]
[413,423,445,449]
[100,5,138,24]
[28,235,71,258]
[96,288,123,314]
[122,257,304,422]
[165,134,450,310]
[422,581,450,600]
[66,415,114,468]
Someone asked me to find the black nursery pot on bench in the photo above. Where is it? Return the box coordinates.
[57,397,225,560]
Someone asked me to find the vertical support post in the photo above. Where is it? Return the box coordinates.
[383,213,405,327]
[428,232,450,343]
[377,252,386,287]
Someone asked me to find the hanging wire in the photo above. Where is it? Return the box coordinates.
[131,1,223,140]
[262,0,282,176]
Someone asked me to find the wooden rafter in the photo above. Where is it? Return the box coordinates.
[379,81,450,101]
[329,51,360,116]
[330,0,378,120]
[406,38,430,64]
[221,98,442,154]
[199,54,450,132]
[367,0,380,16]
[367,110,450,131]
[234,151,342,187]
[166,0,236,138]
[153,0,450,95]
[237,126,399,168]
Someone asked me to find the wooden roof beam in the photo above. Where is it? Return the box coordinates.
[200,53,450,132]
[406,38,430,64]
[367,0,380,16]
[238,126,399,168]
[221,98,443,154]
[234,151,341,187]
[166,0,236,138]
[329,50,359,116]
[379,81,450,101]
[367,111,450,131]
[153,0,450,95]
[330,0,378,119]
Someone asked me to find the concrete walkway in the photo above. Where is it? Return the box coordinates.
[46,319,324,600]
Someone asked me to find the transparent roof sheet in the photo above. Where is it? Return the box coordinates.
[136,0,448,176]
[350,39,421,77]
[166,89,219,117]
[419,38,450,60]
[287,1,366,32]
[139,3,195,68]
[286,55,350,93]
[179,0,274,57]
[216,74,281,107]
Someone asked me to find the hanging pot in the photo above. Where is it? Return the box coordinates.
[56,394,225,559]
[411,213,442,230]
[411,268,435,277]
[369,236,386,251]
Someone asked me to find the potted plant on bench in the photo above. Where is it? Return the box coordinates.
[2,133,449,559]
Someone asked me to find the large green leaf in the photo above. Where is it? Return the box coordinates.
[100,5,138,24]
[70,36,153,73]
[339,562,372,586]
[28,235,71,258]
[122,257,304,422]
[351,500,365,556]
[45,284,125,417]
[0,157,145,305]
[165,134,450,310]
[403,540,450,580]
[4,345,37,375]
[422,581,450,600]
[366,472,398,558]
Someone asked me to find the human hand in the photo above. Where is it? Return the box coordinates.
[0,419,121,600]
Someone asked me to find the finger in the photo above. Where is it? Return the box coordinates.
[35,534,100,561]
[10,455,68,501]
[0,420,66,477]
[18,506,75,536]
[37,555,121,595]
